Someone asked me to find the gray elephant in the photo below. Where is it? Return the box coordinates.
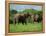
[13,13,31,25]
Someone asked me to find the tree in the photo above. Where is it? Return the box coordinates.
[10,10,17,14]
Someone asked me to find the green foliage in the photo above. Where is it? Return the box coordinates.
[9,19,13,24]
[23,9,32,13]
[10,10,17,14]
[23,9,42,14]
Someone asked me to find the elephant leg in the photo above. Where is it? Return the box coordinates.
[24,20,27,25]
[13,19,15,24]
[13,18,16,24]
[15,17,19,24]
[21,20,24,25]
[15,19,16,24]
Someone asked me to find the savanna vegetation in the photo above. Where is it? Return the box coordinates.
[9,9,43,32]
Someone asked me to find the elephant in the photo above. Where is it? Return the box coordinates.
[34,14,42,23]
[13,13,31,25]
[30,14,42,23]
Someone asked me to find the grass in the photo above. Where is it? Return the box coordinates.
[9,22,43,32]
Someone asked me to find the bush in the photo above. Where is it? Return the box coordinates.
[9,19,13,24]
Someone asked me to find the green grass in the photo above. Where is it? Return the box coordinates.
[9,23,43,32]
